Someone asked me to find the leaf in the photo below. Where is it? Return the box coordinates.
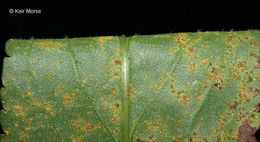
[1,31,259,142]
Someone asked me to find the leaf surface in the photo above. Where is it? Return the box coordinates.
[1,31,259,142]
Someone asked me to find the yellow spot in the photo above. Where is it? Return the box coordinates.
[198,81,202,85]
[87,111,93,114]
[204,45,209,49]
[54,129,59,134]
[130,83,134,88]
[149,84,153,87]
[1,101,4,104]
[174,135,182,141]
[83,79,88,83]
[168,88,174,92]
[55,67,59,71]
[98,91,102,95]
[115,48,120,52]
[147,126,152,131]
[47,75,53,79]
[29,118,33,121]
[54,93,58,96]
[190,63,197,72]
[71,135,85,142]
[171,47,179,53]
[27,92,31,96]
[110,116,117,122]
[257,75,260,78]
[197,92,203,99]
[98,36,115,48]
[174,33,188,45]
[44,49,49,54]
[120,115,124,119]
[113,130,119,134]
[160,74,169,85]
[133,120,136,123]
[5,131,8,135]
[10,100,14,102]
[202,82,208,88]
[88,75,95,78]
[94,126,101,130]
[58,87,64,92]
[182,95,190,106]
[199,62,202,66]
[6,73,13,78]
[72,93,76,96]
[32,70,36,74]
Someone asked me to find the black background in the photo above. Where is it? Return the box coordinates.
[0,0,259,137]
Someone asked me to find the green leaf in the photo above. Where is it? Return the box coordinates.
[1,31,259,142]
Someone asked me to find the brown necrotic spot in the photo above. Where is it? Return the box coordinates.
[229,102,238,112]
[253,104,260,113]
[173,135,182,142]
[250,52,260,58]
[182,95,190,106]
[227,36,232,41]
[136,138,148,142]
[238,61,247,71]
[253,60,260,69]
[58,87,64,92]
[114,60,121,66]
[149,134,155,139]
[114,103,120,108]
[214,83,222,90]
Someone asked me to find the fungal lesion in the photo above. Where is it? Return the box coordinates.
[63,93,77,105]
[110,102,121,114]
[106,57,122,80]
[214,82,222,90]
[33,41,63,49]
[97,36,115,48]
[171,47,179,54]
[70,135,85,142]
[174,33,190,46]
[72,117,101,137]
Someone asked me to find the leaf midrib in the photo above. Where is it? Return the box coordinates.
[120,36,130,142]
